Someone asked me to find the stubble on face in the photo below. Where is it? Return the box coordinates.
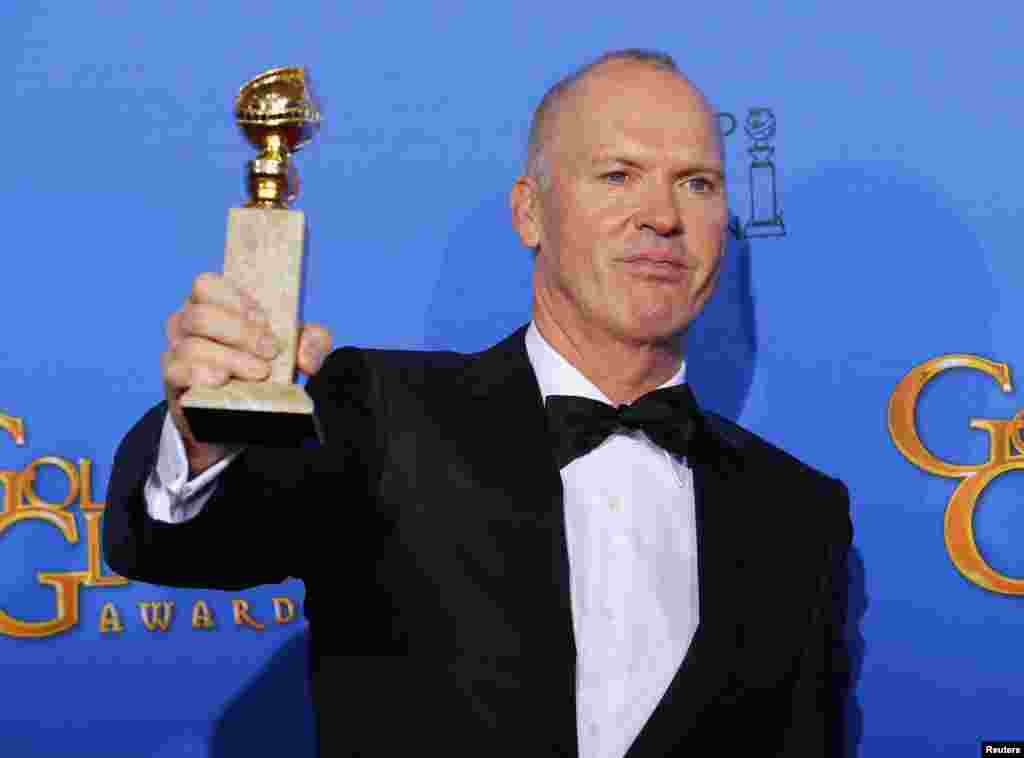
[520,60,728,401]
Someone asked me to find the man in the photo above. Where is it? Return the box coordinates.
[104,49,852,756]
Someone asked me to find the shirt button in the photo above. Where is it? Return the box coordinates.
[608,495,622,511]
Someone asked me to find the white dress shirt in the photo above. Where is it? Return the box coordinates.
[525,323,699,758]
[144,410,242,524]
[145,321,699,758]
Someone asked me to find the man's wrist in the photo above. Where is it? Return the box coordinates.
[183,438,229,480]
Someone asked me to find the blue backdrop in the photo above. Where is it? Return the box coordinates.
[3,2,1023,755]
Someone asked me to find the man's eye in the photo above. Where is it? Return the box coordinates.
[686,177,716,193]
[603,171,628,184]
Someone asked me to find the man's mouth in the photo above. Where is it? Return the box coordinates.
[619,256,689,280]
[619,251,689,279]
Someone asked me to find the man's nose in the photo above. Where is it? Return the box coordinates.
[634,181,682,236]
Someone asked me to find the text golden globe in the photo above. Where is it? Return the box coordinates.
[889,355,1024,595]
[0,412,301,638]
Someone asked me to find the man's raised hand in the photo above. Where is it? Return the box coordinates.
[161,272,332,475]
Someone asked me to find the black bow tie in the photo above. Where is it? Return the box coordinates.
[544,384,700,470]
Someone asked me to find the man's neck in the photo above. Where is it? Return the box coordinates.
[532,312,684,406]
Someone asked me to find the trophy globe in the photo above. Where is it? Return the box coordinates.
[235,67,322,209]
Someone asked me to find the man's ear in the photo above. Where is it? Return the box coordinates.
[510,176,541,250]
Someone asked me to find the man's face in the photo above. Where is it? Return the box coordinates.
[519,62,728,346]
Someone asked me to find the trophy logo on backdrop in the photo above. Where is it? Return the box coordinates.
[717,107,785,240]
[889,355,1024,596]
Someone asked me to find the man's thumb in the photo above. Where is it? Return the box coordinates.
[299,326,331,374]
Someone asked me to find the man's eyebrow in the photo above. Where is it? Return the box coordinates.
[591,155,645,168]
[684,164,726,180]
[591,154,724,177]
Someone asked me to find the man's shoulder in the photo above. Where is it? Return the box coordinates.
[319,344,475,389]
[312,344,482,419]
[703,412,852,545]
[703,411,846,496]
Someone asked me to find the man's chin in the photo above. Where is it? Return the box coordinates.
[614,318,690,347]
[621,303,697,336]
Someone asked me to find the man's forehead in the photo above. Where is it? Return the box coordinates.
[556,63,719,154]
[573,61,710,114]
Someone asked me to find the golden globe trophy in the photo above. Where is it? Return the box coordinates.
[181,67,323,446]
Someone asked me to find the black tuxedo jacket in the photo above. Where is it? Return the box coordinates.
[104,324,852,757]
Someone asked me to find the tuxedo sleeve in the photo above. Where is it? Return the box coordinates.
[779,479,854,757]
[102,346,380,590]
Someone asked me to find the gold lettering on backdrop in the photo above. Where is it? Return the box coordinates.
[889,354,1024,595]
[139,601,175,632]
[99,602,124,633]
[192,600,216,630]
[272,596,296,624]
[94,599,296,632]
[0,414,25,447]
[0,413,128,638]
[232,599,266,630]
[1,411,301,637]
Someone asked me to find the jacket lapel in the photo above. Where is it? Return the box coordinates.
[463,324,750,757]
[462,324,579,755]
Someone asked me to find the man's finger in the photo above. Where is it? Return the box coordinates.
[190,362,230,387]
[175,337,274,382]
[190,272,267,323]
[179,302,280,359]
[161,351,193,393]
[166,310,184,349]
[297,323,332,375]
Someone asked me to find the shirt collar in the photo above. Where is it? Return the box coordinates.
[524,321,687,405]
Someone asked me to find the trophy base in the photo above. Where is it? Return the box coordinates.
[181,380,322,447]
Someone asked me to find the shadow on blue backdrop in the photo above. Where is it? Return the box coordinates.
[844,548,867,757]
[423,190,533,353]
[687,221,756,421]
[211,628,316,757]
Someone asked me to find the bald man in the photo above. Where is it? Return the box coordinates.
[105,49,852,757]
